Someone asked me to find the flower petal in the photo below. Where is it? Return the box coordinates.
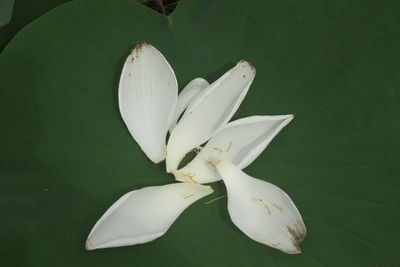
[174,115,294,183]
[169,78,209,132]
[119,42,178,163]
[166,61,255,172]
[216,160,306,254]
[85,183,213,250]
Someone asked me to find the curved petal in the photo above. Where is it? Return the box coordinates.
[216,160,306,254]
[119,42,178,163]
[85,183,213,250]
[169,78,209,132]
[174,115,294,183]
[166,61,256,172]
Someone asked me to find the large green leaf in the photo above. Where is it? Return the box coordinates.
[1,0,399,266]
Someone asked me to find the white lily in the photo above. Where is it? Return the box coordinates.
[87,43,306,254]
[86,183,213,250]
[166,60,256,172]
[119,42,178,163]
[216,160,306,254]
[174,115,294,184]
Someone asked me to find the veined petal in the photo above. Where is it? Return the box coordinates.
[119,42,178,163]
[216,160,306,254]
[169,78,209,132]
[166,61,256,172]
[174,115,294,184]
[85,183,213,250]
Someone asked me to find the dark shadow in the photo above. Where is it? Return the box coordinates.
[141,0,180,16]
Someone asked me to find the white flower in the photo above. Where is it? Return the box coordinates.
[86,42,306,254]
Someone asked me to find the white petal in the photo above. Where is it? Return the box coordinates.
[216,160,306,254]
[169,78,209,132]
[85,183,213,250]
[174,115,294,184]
[166,61,255,172]
[118,42,178,163]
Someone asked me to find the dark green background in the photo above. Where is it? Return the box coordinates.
[0,0,71,51]
[1,0,399,266]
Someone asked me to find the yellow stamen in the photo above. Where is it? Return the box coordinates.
[213,147,224,152]
[184,194,194,199]
[205,195,226,205]
[272,202,284,212]
[251,198,272,215]
[226,141,233,152]
[207,160,217,172]
[264,204,272,214]
[183,173,198,183]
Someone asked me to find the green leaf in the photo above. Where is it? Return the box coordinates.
[0,0,399,266]
[0,0,71,51]
[0,0,14,27]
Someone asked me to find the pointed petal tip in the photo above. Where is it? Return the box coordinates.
[287,114,295,122]
[288,247,302,254]
[130,41,150,55]
[275,114,294,120]
[282,222,306,254]
[140,146,165,164]
[85,240,95,251]
[284,241,303,254]
[274,242,302,254]
[150,156,164,164]
[134,41,149,49]
[238,60,256,72]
